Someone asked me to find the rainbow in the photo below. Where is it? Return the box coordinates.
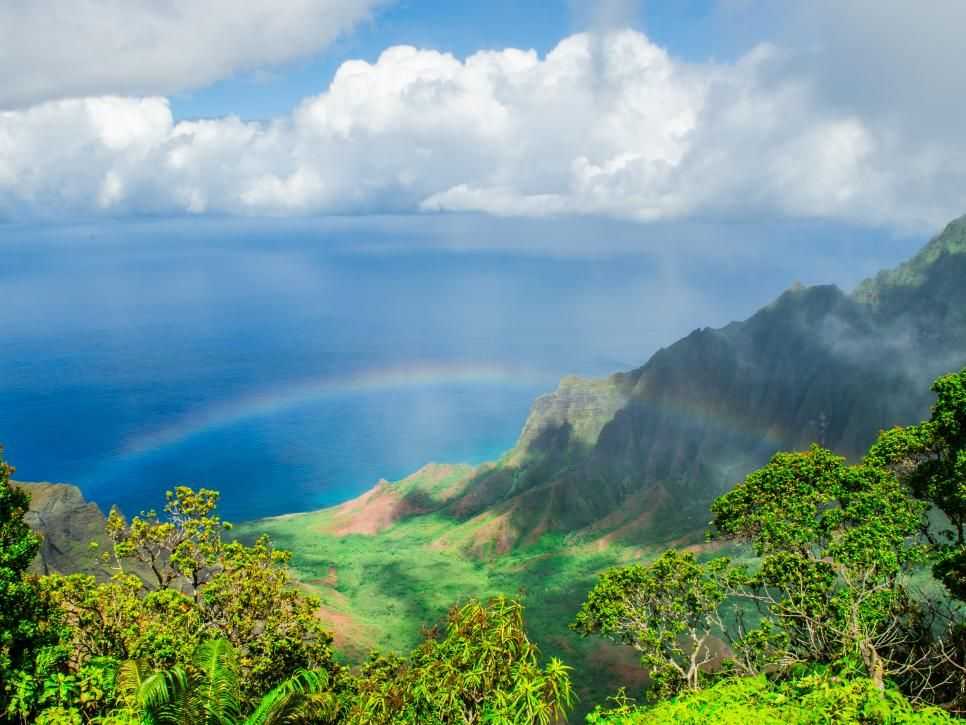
[119,361,558,459]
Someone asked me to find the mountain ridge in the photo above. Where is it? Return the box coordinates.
[300,217,966,555]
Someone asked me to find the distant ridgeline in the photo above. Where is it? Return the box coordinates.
[303,215,966,554]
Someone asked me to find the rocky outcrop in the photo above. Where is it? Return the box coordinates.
[13,482,109,576]
[508,375,627,465]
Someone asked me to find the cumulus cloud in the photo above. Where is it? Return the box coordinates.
[1,25,964,229]
[0,0,385,109]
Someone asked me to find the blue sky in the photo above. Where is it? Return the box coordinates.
[172,1,749,121]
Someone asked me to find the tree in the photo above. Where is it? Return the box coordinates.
[572,551,731,697]
[47,486,340,713]
[0,447,60,720]
[41,572,202,669]
[861,368,966,706]
[349,596,573,724]
[575,446,928,697]
[190,535,339,702]
[105,486,227,598]
[866,368,966,599]
[711,445,926,688]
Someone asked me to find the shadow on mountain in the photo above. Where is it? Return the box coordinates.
[402,221,966,555]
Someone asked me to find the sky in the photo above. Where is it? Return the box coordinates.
[1,1,965,268]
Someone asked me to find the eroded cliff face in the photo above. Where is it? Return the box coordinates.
[13,482,109,576]
[510,375,628,462]
[584,218,966,519]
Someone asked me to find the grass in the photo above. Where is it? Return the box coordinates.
[230,459,726,720]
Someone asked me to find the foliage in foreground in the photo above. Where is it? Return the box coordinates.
[575,368,966,714]
[108,637,338,725]
[586,671,954,724]
[0,465,573,724]
[0,448,61,722]
[349,596,572,724]
[572,447,931,697]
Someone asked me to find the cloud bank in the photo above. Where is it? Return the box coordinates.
[1,22,964,230]
[0,0,385,109]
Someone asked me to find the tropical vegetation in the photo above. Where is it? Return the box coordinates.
[575,368,966,721]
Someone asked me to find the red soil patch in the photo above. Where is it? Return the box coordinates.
[302,584,377,659]
[317,463,477,537]
[467,512,517,557]
[317,482,429,536]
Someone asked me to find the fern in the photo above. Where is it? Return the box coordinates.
[191,638,241,725]
[243,669,338,725]
[113,639,339,725]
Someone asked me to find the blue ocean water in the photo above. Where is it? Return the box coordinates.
[0,227,683,521]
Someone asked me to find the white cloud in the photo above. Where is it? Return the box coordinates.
[0,0,385,109]
[1,25,964,230]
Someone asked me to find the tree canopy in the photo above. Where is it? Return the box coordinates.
[3,480,574,724]
[576,368,966,718]
[0,448,60,720]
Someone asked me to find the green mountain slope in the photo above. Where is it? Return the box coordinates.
[449,215,966,548]
[316,216,966,555]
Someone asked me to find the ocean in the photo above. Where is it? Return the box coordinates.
[0,225,678,521]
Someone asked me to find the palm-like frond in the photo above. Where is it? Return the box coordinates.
[113,639,240,725]
[243,669,339,725]
[113,639,340,725]
[190,638,242,725]
[139,667,190,724]
[115,659,150,710]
